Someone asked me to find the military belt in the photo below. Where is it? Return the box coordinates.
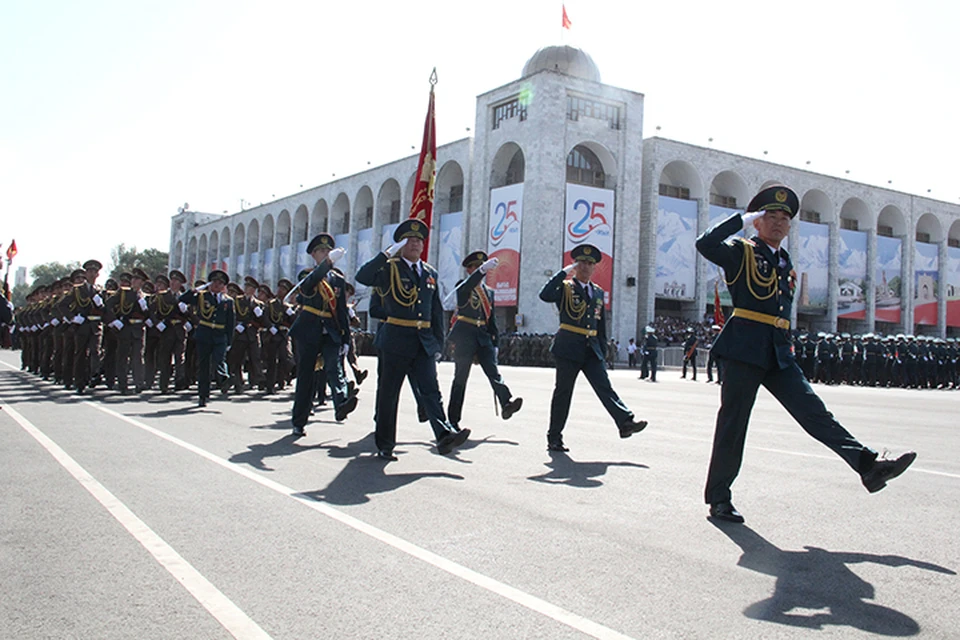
[169,319,182,324]
[732,308,791,330]
[386,317,431,329]
[454,316,485,327]
[87,316,101,321]
[200,320,225,330]
[559,323,598,337]
[128,319,145,324]
[302,305,333,318]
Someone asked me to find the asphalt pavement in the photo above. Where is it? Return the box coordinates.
[1,350,957,639]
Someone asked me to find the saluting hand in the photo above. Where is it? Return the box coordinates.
[385,238,408,257]
[563,263,577,274]
[329,247,346,263]
[479,257,499,274]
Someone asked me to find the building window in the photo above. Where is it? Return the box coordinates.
[505,150,525,185]
[709,193,737,208]
[916,232,931,243]
[492,97,527,130]
[449,185,463,212]
[362,206,373,229]
[950,238,960,248]
[387,200,401,224]
[800,209,821,224]
[840,218,859,231]
[659,184,690,200]
[878,225,894,237]
[567,95,621,130]
[566,146,605,188]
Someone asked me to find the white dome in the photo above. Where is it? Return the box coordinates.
[522,45,601,83]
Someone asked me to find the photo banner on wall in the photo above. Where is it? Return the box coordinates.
[487,184,523,306]
[439,212,463,311]
[565,184,614,308]
[247,251,260,281]
[278,245,291,281]
[262,248,275,286]
[295,241,310,275]
[875,235,902,323]
[354,228,375,312]
[837,228,867,319]
[706,205,743,307]
[947,246,960,327]
[234,255,245,282]
[656,196,697,300]
[914,241,939,326]
[796,221,828,311]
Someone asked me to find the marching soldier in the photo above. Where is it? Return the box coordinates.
[696,184,915,523]
[289,234,358,436]
[100,278,120,389]
[259,280,295,394]
[446,251,523,431]
[178,270,234,407]
[355,219,469,460]
[152,270,190,394]
[640,326,659,382]
[142,280,160,390]
[681,328,698,380]
[105,268,150,395]
[68,259,104,394]
[538,244,647,452]
[225,276,267,394]
[56,273,80,389]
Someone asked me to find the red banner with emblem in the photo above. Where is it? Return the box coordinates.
[409,71,437,261]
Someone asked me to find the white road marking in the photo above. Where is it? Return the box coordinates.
[2,403,273,640]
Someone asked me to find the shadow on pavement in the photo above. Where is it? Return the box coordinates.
[710,520,955,635]
[526,451,649,488]
[228,433,337,471]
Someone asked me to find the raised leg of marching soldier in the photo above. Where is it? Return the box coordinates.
[226,338,250,393]
[447,349,514,430]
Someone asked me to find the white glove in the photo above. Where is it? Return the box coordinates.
[145,319,154,328]
[178,302,188,313]
[285,307,295,316]
[386,237,408,257]
[563,263,577,274]
[110,319,124,330]
[157,321,166,332]
[269,326,278,335]
[741,211,763,227]
[93,294,103,307]
[478,257,499,274]
[183,321,193,333]
[236,324,245,333]
[72,314,85,324]
[328,247,346,263]
[51,318,60,326]
[340,344,349,357]
[138,298,148,311]
[253,306,263,318]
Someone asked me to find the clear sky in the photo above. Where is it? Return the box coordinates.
[2,0,958,279]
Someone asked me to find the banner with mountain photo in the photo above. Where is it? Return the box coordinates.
[947,246,960,327]
[706,204,743,306]
[656,196,697,300]
[874,235,902,323]
[913,241,939,326]
[438,212,463,311]
[354,228,375,312]
[837,228,867,319]
[795,221,829,311]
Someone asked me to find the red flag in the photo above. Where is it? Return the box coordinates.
[409,71,437,261]
[5,239,16,261]
[713,280,725,327]
[562,5,572,29]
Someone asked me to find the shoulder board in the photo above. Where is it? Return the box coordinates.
[386,257,400,264]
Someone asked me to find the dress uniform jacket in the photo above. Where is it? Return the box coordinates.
[289,262,349,346]
[448,268,499,355]
[538,270,607,363]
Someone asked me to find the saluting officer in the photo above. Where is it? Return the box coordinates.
[696,184,915,523]
[289,234,358,436]
[446,250,522,430]
[178,270,234,407]
[539,244,647,452]
[356,219,469,460]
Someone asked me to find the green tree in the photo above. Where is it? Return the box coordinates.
[30,261,81,288]
[10,282,28,308]
[109,244,169,280]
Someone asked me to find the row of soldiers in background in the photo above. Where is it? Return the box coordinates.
[795,332,960,390]
[13,260,368,399]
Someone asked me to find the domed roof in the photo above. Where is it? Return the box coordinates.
[522,45,601,83]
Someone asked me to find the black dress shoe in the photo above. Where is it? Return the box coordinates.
[292,426,306,437]
[861,451,917,493]
[502,397,523,420]
[619,418,648,439]
[356,369,368,385]
[437,428,471,455]
[335,395,358,421]
[709,502,744,523]
[547,442,569,452]
[377,449,398,461]
[198,397,207,407]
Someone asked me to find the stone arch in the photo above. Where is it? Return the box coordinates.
[187,236,198,275]
[800,189,833,223]
[208,231,219,264]
[435,161,465,214]
[173,240,183,269]
[233,223,246,258]
[566,141,617,189]
[311,199,328,235]
[331,193,350,235]
[198,235,208,269]
[490,142,525,188]
[658,160,704,200]
[220,227,231,260]
[839,197,872,230]
[293,205,308,243]
[261,215,275,251]
[378,179,402,225]
[949,219,960,245]
[355,186,374,230]
[878,205,906,237]
[916,212,943,243]
[277,210,291,246]
[403,172,417,218]
[708,170,749,210]
[247,219,260,254]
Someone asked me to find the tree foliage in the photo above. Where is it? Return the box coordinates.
[30,261,82,288]
[109,244,169,281]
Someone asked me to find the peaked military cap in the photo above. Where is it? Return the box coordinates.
[257,283,274,297]
[70,269,86,280]
[131,268,149,281]
[571,243,602,264]
[746,184,799,218]
[306,233,335,253]
[276,278,294,292]
[194,279,206,288]
[141,281,155,294]
[104,278,119,290]
[226,282,243,297]
[169,269,187,283]
[462,251,488,268]
[83,259,103,271]
[394,218,428,242]
[119,272,133,284]
[243,276,260,289]
[208,269,229,284]
[155,274,170,286]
